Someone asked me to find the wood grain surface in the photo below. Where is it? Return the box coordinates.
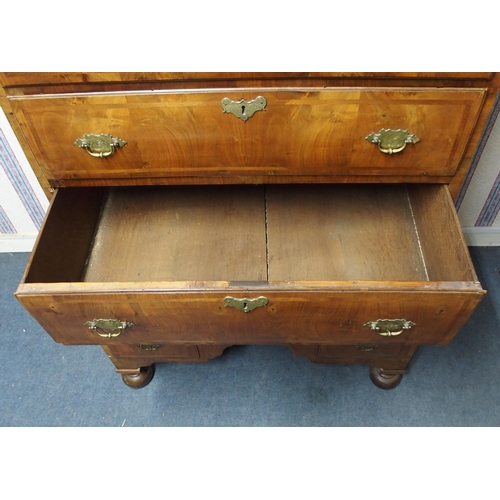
[15,288,484,347]
[7,73,494,381]
[84,185,267,282]
[16,184,484,351]
[9,88,485,182]
[266,184,427,281]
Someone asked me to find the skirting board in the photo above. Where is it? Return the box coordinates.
[0,234,37,253]
[463,227,500,246]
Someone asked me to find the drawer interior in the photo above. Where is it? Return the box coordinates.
[24,184,477,284]
[84,185,267,282]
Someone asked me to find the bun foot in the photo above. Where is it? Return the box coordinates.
[369,366,403,390]
[121,364,155,389]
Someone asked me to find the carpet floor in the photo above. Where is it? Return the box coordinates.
[1,248,500,427]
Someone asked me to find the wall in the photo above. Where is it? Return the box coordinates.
[457,94,500,245]
[1,98,500,251]
[0,108,48,252]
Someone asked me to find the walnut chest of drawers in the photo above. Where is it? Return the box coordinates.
[2,72,498,389]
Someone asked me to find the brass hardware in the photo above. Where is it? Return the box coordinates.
[221,96,267,122]
[223,296,269,313]
[84,319,134,338]
[137,344,163,351]
[363,319,416,337]
[365,129,420,154]
[354,345,379,352]
[75,133,127,158]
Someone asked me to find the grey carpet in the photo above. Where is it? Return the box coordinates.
[1,247,499,426]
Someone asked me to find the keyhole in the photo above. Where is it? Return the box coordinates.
[241,105,246,116]
[242,301,248,311]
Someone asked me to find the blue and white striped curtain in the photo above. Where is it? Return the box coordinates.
[457,95,500,244]
[0,107,49,252]
[457,96,500,222]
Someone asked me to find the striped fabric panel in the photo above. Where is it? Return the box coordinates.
[0,205,16,234]
[456,92,500,211]
[0,127,45,230]
[475,171,500,226]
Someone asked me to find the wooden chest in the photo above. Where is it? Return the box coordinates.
[3,72,498,389]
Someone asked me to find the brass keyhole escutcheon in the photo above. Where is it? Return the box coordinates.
[221,96,267,122]
[223,296,269,313]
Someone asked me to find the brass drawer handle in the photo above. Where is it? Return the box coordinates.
[365,129,420,155]
[221,96,267,122]
[363,319,416,337]
[75,133,127,158]
[223,296,269,313]
[137,344,163,351]
[354,345,379,352]
[85,319,134,338]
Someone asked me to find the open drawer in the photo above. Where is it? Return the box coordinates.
[16,183,485,351]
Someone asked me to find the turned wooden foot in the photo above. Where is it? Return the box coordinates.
[369,366,403,390]
[120,364,156,389]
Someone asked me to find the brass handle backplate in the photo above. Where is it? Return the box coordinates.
[354,345,379,352]
[85,319,134,338]
[137,344,163,351]
[223,296,269,313]
[221,96,267,122]
[365,129,420,155]
[363,319,416,337]
[75,133,127,158]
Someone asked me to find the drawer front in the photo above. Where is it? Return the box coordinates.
[107,343,199,358]
[285,343,417,368]
[102,343,230,366]
[16,288,483,347]
[316,344,410,359]
[11,88,485,181]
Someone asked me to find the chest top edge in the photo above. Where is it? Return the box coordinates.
[0,72,497,95]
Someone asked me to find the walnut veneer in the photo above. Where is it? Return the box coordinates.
[3,72,499,389]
